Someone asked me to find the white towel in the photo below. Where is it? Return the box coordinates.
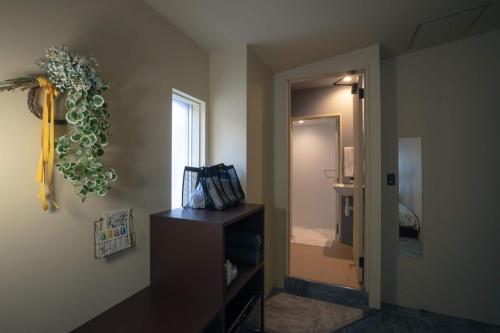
[344,146,354,178]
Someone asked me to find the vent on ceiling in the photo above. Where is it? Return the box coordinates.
[408,3,492,50]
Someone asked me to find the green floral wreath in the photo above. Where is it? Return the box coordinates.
[1,46,118,201]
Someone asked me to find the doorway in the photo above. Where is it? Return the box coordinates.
[288,73,365,290]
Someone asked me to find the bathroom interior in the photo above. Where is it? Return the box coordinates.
[289,73,364,289]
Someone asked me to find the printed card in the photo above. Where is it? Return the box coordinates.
[95,208,132,258]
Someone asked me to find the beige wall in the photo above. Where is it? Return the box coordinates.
[273,45,382,307]
[0,1,209,332]
[208,46,247,190]
[381,30,500,325]
[209,46,274,293]
[246,48,274,294]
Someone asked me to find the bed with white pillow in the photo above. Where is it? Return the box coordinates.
[399,202,420,238]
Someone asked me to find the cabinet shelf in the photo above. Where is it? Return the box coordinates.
[225,262,263,305]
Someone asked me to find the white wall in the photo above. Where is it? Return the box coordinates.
[292,119,338,233]
[246,48,274,294]
[208,46,247,190]
[273,45,382,307]
[381,30,500,325]
[291,85,353,183]
[0,1,209,332]
[209,46,274,293]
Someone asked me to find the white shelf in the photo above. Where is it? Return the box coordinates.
[333,183,354,196]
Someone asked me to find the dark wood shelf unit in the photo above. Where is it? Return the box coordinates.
[151,203,265,333]
[72,203,264,333]
[71,287,221,333]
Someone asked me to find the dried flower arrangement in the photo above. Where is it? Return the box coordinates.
[0,46,117,208]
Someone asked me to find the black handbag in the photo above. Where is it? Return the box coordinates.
[218,164,245,202]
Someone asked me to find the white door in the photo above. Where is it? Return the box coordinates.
[291,117,338,248]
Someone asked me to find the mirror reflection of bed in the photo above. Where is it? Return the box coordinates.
[398,137,423,257]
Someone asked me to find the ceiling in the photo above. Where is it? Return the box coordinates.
[144,0,500,73]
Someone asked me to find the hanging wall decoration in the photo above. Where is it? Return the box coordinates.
[0,46,118,210]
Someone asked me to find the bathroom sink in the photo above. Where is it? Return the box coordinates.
[333,183,354,196]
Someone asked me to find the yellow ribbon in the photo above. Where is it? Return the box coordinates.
[35,77,59,211]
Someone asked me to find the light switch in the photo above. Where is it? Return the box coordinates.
[387,173,396,186]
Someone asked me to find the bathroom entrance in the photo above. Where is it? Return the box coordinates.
[288,73,365,289]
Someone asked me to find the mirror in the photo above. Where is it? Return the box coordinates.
[398,137,423,257]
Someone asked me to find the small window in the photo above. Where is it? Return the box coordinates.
[171,89,206,209]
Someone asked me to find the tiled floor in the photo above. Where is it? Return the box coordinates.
[284,276,368,310]
[283,277,500,333]
[376,304,500,333]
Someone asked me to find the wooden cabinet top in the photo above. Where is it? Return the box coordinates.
[72,287,220,333]
[151,203,264,226]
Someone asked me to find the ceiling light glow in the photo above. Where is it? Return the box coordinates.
[343,76,352,82]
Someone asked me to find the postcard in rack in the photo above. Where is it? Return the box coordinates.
[95,208,132,258]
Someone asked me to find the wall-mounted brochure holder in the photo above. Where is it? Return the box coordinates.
[94,208,136,258]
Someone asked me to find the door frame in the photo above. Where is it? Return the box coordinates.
[285,71,368,290]
[273,45,382,308]
[352,74,365,284]
[289,114,343,249]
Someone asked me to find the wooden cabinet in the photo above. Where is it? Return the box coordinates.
[151,203,265,332]
[72,204,264,333]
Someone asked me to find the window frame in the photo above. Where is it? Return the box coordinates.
[171,89,206,209]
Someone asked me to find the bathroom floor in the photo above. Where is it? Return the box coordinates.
[290,240,359,289]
